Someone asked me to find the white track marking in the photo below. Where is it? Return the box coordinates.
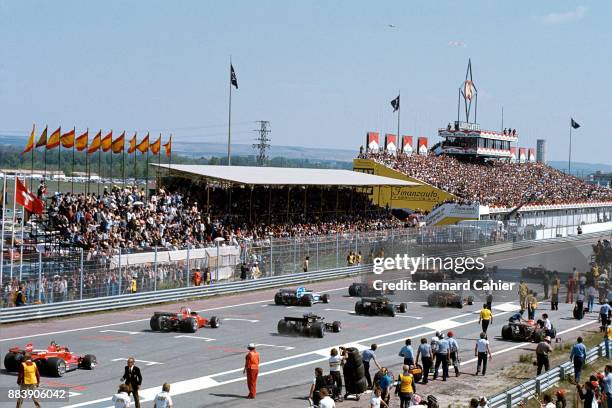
[223,318,259,323]
[110,358,163,366]
[489,242,594,264]
[396,315,423,320]
[99,330,141,335]
[492,302,519,312]
[324,308,355,314]
[253,343,295,351]
[174,335,215,342]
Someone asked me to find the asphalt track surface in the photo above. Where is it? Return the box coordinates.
[0,235,606,408]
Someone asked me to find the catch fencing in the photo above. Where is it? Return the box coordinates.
[0,224,608,308]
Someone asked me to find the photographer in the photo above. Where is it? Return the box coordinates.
[329,348,346,401]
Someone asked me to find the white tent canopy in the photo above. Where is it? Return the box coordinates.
[152,164,418,187]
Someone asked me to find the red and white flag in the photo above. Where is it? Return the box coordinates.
[15,178,44,215]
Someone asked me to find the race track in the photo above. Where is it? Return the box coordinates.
[0,235,605,407]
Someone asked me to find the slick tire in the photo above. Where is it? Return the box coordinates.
[3,352,23,372]
[150,316,160,331]
[501,325,513,340]
[46,357,67,377]
[80,354,97,370]
[209,316,220,328]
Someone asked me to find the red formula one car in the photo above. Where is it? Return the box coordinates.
[4,342,96,377]
[150,306,221,333]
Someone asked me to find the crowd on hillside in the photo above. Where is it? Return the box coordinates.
[361,151,612,208]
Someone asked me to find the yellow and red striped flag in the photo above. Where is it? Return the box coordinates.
[101,131,113,152]
[150,135,161,155]
[22,124,36,154]
[87,131,102,154]
[75,130,89,151]
[136,133,150,153]
[128,133,137,154]
[35,126,48,148]
[60,128,75,148]
[46,127,61,150]
[163,135,172,158]
[112,132,125,154]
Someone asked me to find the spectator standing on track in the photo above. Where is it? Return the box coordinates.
[362,344,381,389]
[527,292,538,321]
[309,367,326,406]
[398,339,414,366]
[121,357,142,408]
[588,285,597,312]
[551,277,560,311]
[394,365,415,408]
[433,333,449,381]
[479,304,493,334]
[566,275,576,304]
[153,383,173,408]
[318,388,335,408]
[579,273,587,293]
[112,384,132,408]
[570,337,587,384]
[576,291,586,320]
[543,272,550,299]
[244,343,260,399]
[536,336,553,375]
[518,281,529,310]
[475,332,492,376]
[416,337,433,384]
[328,348,345,401]
[16,353,41,408]
[447,331,460,377]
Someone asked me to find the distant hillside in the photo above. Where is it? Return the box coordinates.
[548,161,612,174]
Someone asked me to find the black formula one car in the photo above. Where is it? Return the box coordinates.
[521,266,548,279]
[274,287,330,306]
[501,319,556,342]
[412,269,445,282]
[277,313,341,338]
[354,297,407,317]
[427,291,473,308]
[348,282,394,297]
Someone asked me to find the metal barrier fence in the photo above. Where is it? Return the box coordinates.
[488,341,608,407]
[1,224,609,308]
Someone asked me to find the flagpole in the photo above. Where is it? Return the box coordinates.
[18,203,25,282]
[58,138,61,194]
[110,139,113,186]
[145,148,149,199]
[397,90,400,157]
[30,141,34,191]
[10,176,17,282]
[86,129,90,195]
[227,58,232,166]
[98,147,101,196]
[122,144,126,186]
[157,135,161,192]
[0,172,6,288]
[568,121,572,175]
[133,148,137,188]
[71,128,75,194]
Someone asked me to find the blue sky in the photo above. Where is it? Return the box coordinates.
[1,1,610,163]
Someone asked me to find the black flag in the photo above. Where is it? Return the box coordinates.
[390,95,400,112]
[571,118,580,129]
[230,64,238,89]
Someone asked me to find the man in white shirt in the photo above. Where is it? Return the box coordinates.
[112,384,132,408]
[318,388,335,408]
[153,383,173,408]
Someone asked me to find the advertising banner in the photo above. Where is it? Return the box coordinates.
[385,134,397,154]
[417,137,428,156]
[366,132,380,152]
[402,136,413,154]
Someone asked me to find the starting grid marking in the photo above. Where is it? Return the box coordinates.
[174,335,216,342]
[110,358,163,366]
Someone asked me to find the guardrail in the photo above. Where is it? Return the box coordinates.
[0,265,369,323]
[488,341,607,407]
[1,230,609,324]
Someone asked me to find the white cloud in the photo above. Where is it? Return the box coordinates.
[448,40,466,48]
[541,6,587,25]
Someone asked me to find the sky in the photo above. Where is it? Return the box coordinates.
[1,0,610,164]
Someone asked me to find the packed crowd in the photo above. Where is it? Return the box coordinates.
[361,151,612,208]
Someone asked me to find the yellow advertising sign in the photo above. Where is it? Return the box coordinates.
[352,158,455,212]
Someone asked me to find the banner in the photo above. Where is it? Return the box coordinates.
[417,137,428,156]
[510,147,517,163]
[384,134,397,154]
[519,148,527,163]
[352,158,455,211]
[15,177,44,214]
[528,148,536,162]
[402,136,413,155]
[366,132,379,152]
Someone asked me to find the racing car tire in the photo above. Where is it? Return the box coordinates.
[399,303,407,313]
[3,352,23,372]
[501,325,513,340]
[150,316,160,331]
[467,296,474,305]
[427,294,437,307]
[80,354,97,370]
[181,317,198,333]
[321,294,330,304]
[311,322,325,338]
[301,294,314,307]
[354,301,365,315]
[46,357,67,377]
[158,316,172,332]
[209,316,220,328]
[349,377,367,394]
[274,293,283,305]
[385,304,396,317]
[348,284,359,297]
[437,297,448,308]
[332,321,341,333]
[277,320,289,335]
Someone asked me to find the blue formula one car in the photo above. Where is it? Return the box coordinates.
[274,287,330,306]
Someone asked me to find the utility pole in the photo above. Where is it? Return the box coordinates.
[252,121,271,166]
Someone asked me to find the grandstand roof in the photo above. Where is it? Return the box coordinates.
[153,164,418,187]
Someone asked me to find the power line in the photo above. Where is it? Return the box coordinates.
[252,121,271,166]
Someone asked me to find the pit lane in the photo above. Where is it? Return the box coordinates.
[0,235,603,407]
